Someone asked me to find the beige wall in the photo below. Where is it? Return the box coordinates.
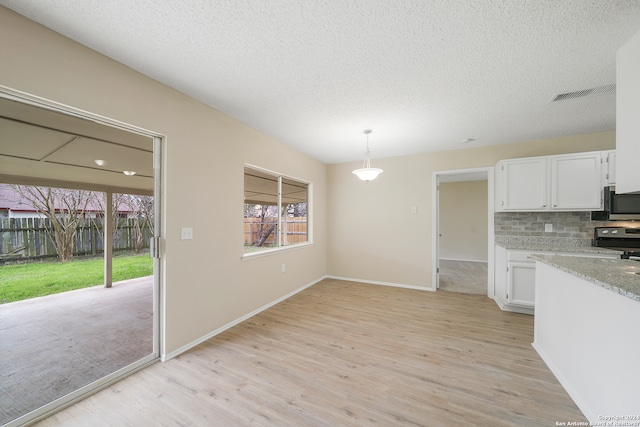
[0,6,618,355]
[439,181,488,261]
[328,133,615,287]
[0,8,327,357]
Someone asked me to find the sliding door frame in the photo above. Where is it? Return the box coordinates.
[0,85,165,427]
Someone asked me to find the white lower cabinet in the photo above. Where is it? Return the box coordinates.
[507,261,536,308]
[493,245,619,315]
[494,247,536,315]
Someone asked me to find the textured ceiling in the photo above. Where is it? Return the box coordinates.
[1,1,639,164]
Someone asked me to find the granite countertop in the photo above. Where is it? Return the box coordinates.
[494,236,623,255]
[534,255,640,302]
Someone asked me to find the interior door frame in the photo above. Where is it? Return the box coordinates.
[0,85,165,427]
[431,167,495,295]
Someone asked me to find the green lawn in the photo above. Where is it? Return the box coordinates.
[0,254,153,304]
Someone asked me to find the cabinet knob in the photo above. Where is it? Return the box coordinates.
[553,204,557,207]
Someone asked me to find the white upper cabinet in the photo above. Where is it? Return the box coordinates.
[496,151,605,212]
[550,153,602,210]
[603,150,616,186]
[499,158,547,210]
[616,30,640,194]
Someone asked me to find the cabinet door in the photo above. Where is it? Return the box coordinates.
[500,158,547,210]
[551,153,602,210]
[616,30,640,193]
[605,151,616,185]
[507,261,536,308]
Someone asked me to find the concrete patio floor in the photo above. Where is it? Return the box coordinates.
[0,276,154,425]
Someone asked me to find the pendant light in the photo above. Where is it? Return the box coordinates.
[352,129,383,181]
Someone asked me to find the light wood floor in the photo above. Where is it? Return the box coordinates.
[34,278,585,426]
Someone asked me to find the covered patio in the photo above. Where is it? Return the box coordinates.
[0,276,153,425]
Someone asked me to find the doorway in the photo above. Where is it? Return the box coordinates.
[432,168,494,295]
[0,87,163,427]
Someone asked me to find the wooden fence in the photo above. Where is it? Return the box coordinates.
[244,217,307,247]
[0,217,152,263]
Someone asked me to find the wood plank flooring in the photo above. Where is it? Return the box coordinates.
[34,278,585,426]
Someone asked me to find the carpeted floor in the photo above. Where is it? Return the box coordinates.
[439,259,488,294]
[0,276,153,425]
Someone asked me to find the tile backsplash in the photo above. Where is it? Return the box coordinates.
[494,211,626,240]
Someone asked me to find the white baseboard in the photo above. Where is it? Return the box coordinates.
[326,275,434,292]
[161,275,327,362]
[439,258,488,263]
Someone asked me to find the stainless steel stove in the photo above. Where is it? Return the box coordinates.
[593,227,640,259]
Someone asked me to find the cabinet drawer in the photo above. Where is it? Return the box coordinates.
[507,251,539,262]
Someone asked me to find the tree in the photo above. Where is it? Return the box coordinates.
[89,193,154,254]
[13,185,95,262]
[246,204,278,247]
[123,194,154,253]
[287,202,307,217]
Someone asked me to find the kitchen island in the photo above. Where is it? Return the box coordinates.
[493,237,621,314]
[532,255,640,421]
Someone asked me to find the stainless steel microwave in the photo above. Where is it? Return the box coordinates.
[591,186,640,221]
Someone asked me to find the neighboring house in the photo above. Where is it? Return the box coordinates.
[0,184,133,219]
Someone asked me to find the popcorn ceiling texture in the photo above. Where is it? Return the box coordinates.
[494,211,621,240]
[1,1,639,163]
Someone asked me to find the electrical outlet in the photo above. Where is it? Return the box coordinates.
[181,227,193,240]
[544,223,553,233]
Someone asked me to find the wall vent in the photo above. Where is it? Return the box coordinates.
[550,84,616,103]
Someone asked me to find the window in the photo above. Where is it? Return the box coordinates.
[243,166,310,255]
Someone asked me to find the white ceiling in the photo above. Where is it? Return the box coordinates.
[1,1,639,164]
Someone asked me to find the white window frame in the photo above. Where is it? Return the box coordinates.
[242,164,313,260]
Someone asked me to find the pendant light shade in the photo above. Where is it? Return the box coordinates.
[352,129,383,181]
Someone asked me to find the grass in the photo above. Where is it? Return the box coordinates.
[0,254,153,304]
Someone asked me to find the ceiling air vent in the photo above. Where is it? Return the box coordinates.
[550,84,616,103]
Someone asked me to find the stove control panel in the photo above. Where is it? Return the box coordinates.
[594,227,640,239]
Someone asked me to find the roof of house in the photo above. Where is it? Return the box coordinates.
[0,184,134,213]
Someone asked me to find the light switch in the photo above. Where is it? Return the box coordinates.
[411,206,417,214]
[181,227,193,240]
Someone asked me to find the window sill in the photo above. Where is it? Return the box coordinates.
[242,242,314,260]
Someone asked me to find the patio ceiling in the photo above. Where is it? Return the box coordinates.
[0,96,154,195]
[244,168,307,206]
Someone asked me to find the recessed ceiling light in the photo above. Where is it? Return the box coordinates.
[123,170,136,176]
[94,159,107,166]
[461,138,476,144]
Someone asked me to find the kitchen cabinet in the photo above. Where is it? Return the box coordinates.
[534,260,640,420]
[506,260,536,308]
[616,30,640,194]
[550,152,602,210]
[493,246,620,315]
[496,151,603,212]
[494,248,535,314]
[603,150,616,186]
[497,158,547,210]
